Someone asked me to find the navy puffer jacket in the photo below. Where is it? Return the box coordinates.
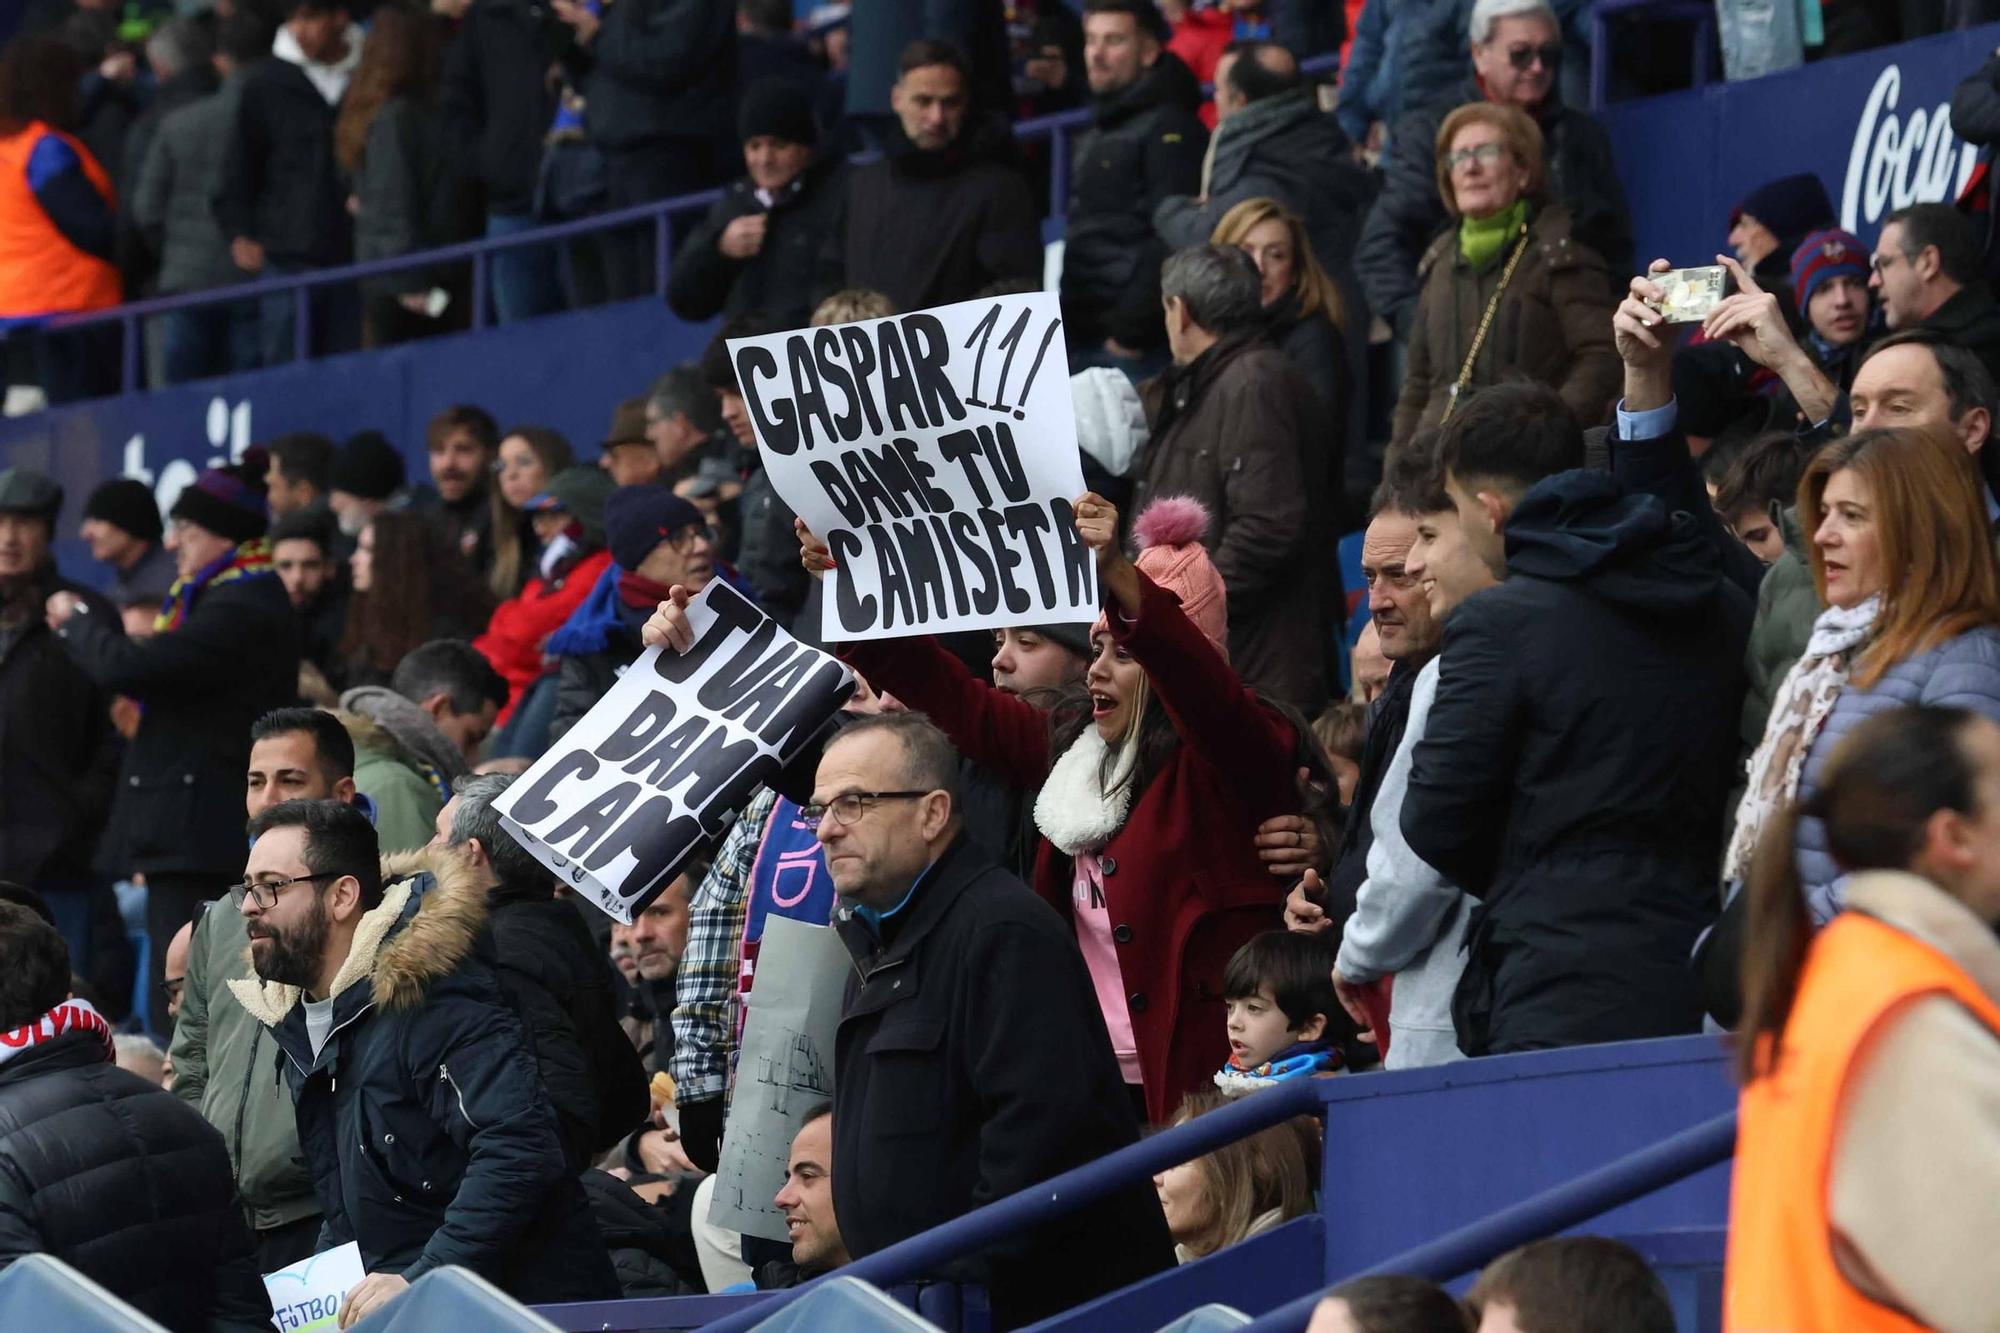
[1794,625,2000,923]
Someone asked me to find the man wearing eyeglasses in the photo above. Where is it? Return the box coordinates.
[548,486,725,743]
[229,799,618,1326]
[813,711,1172,1329]
[1355,0,1630,346]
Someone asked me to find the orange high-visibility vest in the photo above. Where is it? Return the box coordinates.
[0,122,120,319]
[1726,909,2000,1332]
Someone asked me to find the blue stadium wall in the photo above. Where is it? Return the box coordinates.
[3,22,1996,585]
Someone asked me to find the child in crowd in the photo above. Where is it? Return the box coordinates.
[1314,699,1368,806]
[1214,930,1342,1094]
[1712,431,1810,566]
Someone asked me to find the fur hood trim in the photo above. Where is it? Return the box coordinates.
[227,845,490,1026]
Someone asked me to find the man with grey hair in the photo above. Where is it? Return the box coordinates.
[430,774,648,1169]
[122,16,220,305]
[814,712,1172,1327]
[1130,244,1330,711]
[1355,0,1628,341]
[645,363,727,487]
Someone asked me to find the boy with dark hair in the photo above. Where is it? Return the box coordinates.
[270,508,347,680]
[1465,1236,1674,1333]
[1214,929,1339,1093]
[1712,432,1809,566]
[264,431,334,518]
[1402,379,1751,1055]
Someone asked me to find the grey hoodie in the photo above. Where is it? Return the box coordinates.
[1335,657,1475,1071]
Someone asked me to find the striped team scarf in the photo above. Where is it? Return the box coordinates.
[154,537,276,633]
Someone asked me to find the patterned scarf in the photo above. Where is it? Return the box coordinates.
[0,998,115,1068]
[154,538,275,633]
[1724,594,1882,882]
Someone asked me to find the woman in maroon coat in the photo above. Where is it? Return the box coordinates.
[807,493,1299,1123]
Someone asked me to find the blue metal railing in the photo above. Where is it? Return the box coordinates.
[45,54,1347,397]
[688,1077,1327,1333]
[1239,1109,1740,1333]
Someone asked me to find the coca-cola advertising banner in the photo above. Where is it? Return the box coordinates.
[1601,23,2000,268]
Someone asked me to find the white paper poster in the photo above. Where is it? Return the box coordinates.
[495,579,853,923]
[706,916,850,1243]
[726,292,1097,641]
[263,1241,364,1332]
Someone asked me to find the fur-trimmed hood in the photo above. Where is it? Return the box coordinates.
[228,845,490,1027]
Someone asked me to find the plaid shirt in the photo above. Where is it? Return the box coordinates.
[669,786,778,1103]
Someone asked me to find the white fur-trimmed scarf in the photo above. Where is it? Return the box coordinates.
[1034,726,1139,856]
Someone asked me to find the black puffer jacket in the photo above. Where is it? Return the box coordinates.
[232,849,619,1303]
[1401,470,1750,1056]
[0,1028,271,1329]
[56,565,300,879]
[1356,79,1632,338]
[830,114,1042,312]
[1061,56,1208,350]
[579,1169,698,1297]
[0,567,118,887]
[483,872,650,1168]
[668,156,848,325]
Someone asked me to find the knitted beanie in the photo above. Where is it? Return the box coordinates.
[170,467,269,545]
[83,478,162,542]
[605,485,704,571]
[1789,228,1869,317]
[328,431,405,501]
[1096,496,1228,658]
[1730,173,1835,253]
[738,77,818,148]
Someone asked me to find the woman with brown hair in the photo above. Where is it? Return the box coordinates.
[1391,102,1617,446]
[334,1,468,346]
[1152,1089,1316,1264]
[1727,704,2000,1331]
[487,425,574,601]
[1724,426,2000,931]
[1210,197,1351,464]
[339,509,495,687]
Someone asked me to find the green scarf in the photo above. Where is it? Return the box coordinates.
[1459,200,1529,267]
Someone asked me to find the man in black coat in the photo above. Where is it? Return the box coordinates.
[212,0,357,366]
[0,470,120,978]
[232,800,618,1324]
[439,0,563,321]
[828,38,1042,313]
[1871,202,2000,385]
[429,774,649,1170]
[0,902,271,1330]
[50,466,300,1039]
[1399,385,1750,1056]
[1354,2,1630,340]
[813,714,1173,1329]
[1061,0,1206,364]
[668,78,847,327]
[560,0,736,299]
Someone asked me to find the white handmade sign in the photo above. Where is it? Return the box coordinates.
[495,579,853,922]
[726,292,1096,640]
[263,1241,364,1332]
[706,916,850,1243]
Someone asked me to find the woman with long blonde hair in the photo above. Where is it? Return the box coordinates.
[1725,425,2000,932]
[1210,198,1351,496]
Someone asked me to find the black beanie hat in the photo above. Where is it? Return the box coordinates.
[170,467,269,545]
[328,431,406,501]
[738,77,818,148]
[605,485,704,570]
[83,478,164,544]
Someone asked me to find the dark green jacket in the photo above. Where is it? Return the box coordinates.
[169,895,323,1234]
[1741,506,1815,754]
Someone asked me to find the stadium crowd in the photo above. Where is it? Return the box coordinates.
[7,0,2000,1330]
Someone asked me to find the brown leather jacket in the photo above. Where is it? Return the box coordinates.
[1392,202,1620,446]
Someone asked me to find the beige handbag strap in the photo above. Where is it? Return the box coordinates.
[1441,223,1533,424]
